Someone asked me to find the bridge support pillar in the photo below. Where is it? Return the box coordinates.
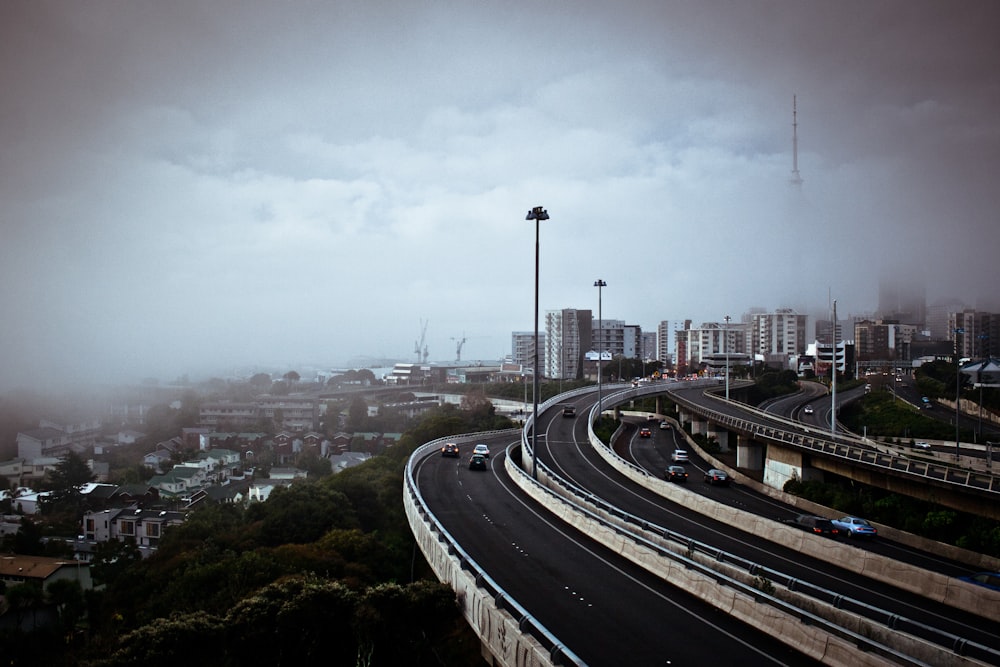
[736,435,763,470]
[763,442,824,490]
[690,416,707,436]
[707,426,730,452]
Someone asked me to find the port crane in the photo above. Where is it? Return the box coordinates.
[414,320,429,363]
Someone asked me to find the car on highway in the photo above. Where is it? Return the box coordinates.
[787,514,839,537]
[803,405,814,414]
[659,420,671,430]
[441,442,460,457]
[958,572,1000,592]
[831,516,877,538]
[473,443,490,458]
[671,449,689,463]
[703,469,730,486]
[913,441,931,449]
[561,405,576,417]
[468,453,488,470]
[639,427,652,438]
[665,465,688,482]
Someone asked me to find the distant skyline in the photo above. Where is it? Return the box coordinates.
[2,2,998,390]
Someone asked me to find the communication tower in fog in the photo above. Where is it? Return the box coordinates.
[790,95,803,187]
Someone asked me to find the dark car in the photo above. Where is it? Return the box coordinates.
[787,514,839,537]
[561,405,576,417]
[468,453,488,471]
[441,442,460,457]
[665,465,688,482]
[703,468,730,486]
[958,572,1000,592]
[639,427,652,438]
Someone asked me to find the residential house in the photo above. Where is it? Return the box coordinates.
[79,507,185,557]
[0,554,93,592]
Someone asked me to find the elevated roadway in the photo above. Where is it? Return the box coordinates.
[407,382,1000,665]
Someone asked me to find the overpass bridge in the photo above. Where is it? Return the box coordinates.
[407,381,1000,666]
[648,380,1000,520]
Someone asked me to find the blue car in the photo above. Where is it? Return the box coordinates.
[959,572,1000,592]
[831,516,877,538]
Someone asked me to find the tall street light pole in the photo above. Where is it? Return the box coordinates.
[955,327,965,460]
[831,300,838,436]
[724,315,731,401]
[526,206,549,479]
[594,279,606,413]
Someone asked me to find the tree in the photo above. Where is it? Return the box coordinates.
[348,396,368,431]
[4,582,44,630]
[42,451,96,518]
[249,372,273,391]
[46,450,96,491]
[283,370,301,385]
[46,578,85,632]
[90,538,143,586]
[4,516,44,555]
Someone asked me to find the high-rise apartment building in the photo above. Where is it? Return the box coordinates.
[511,331,545,370]
[656,321,672,367]
[545,309,592,380]
[877,275,926,328]
[949,310,999,359]
[751,309,806,364]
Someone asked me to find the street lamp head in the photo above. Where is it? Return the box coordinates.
[526,206,549,221]
[594,279,607,288]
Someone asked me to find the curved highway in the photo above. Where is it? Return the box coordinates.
[409,384,1000,664]
[413,433,818,666]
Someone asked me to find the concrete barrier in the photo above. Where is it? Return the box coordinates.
[507,455,907,667]
[587,413,1000,624]
[405,434,583,667]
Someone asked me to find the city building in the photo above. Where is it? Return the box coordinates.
[16,417,101,459]
[675,322,732,371]
[877,275,926,328]
[656,320,673,368]
[853,319,917,367]
[545,309,592,380]
[511,331,544,369]
[750,309,806,366]
[949,310,999,359]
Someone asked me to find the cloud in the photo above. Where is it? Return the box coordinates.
[1,1,998,388]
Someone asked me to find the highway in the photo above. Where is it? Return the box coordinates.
[409,383,1000,665]
[414,433,819,666]
[535,390,1000,655]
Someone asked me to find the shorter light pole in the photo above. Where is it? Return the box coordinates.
[724,315,731,401]
[955,327,965,460]
[831,300,838,435]
[594,279,606,413]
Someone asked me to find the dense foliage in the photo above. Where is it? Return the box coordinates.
[785,475,1000,557]
[743,370,801,405]
[1,399,519,667]
[839,390,976,442]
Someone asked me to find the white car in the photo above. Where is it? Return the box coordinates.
[803,405,814,414]
[659,421,671,430]
[671,450,689,463]
[913,441,931,450]
[473,443,490,458]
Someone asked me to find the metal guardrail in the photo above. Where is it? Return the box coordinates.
[651,381,1000,497]
[404,431,585,666]
[521,395,999,664]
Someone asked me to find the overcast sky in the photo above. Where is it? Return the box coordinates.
[2,1,998,388]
